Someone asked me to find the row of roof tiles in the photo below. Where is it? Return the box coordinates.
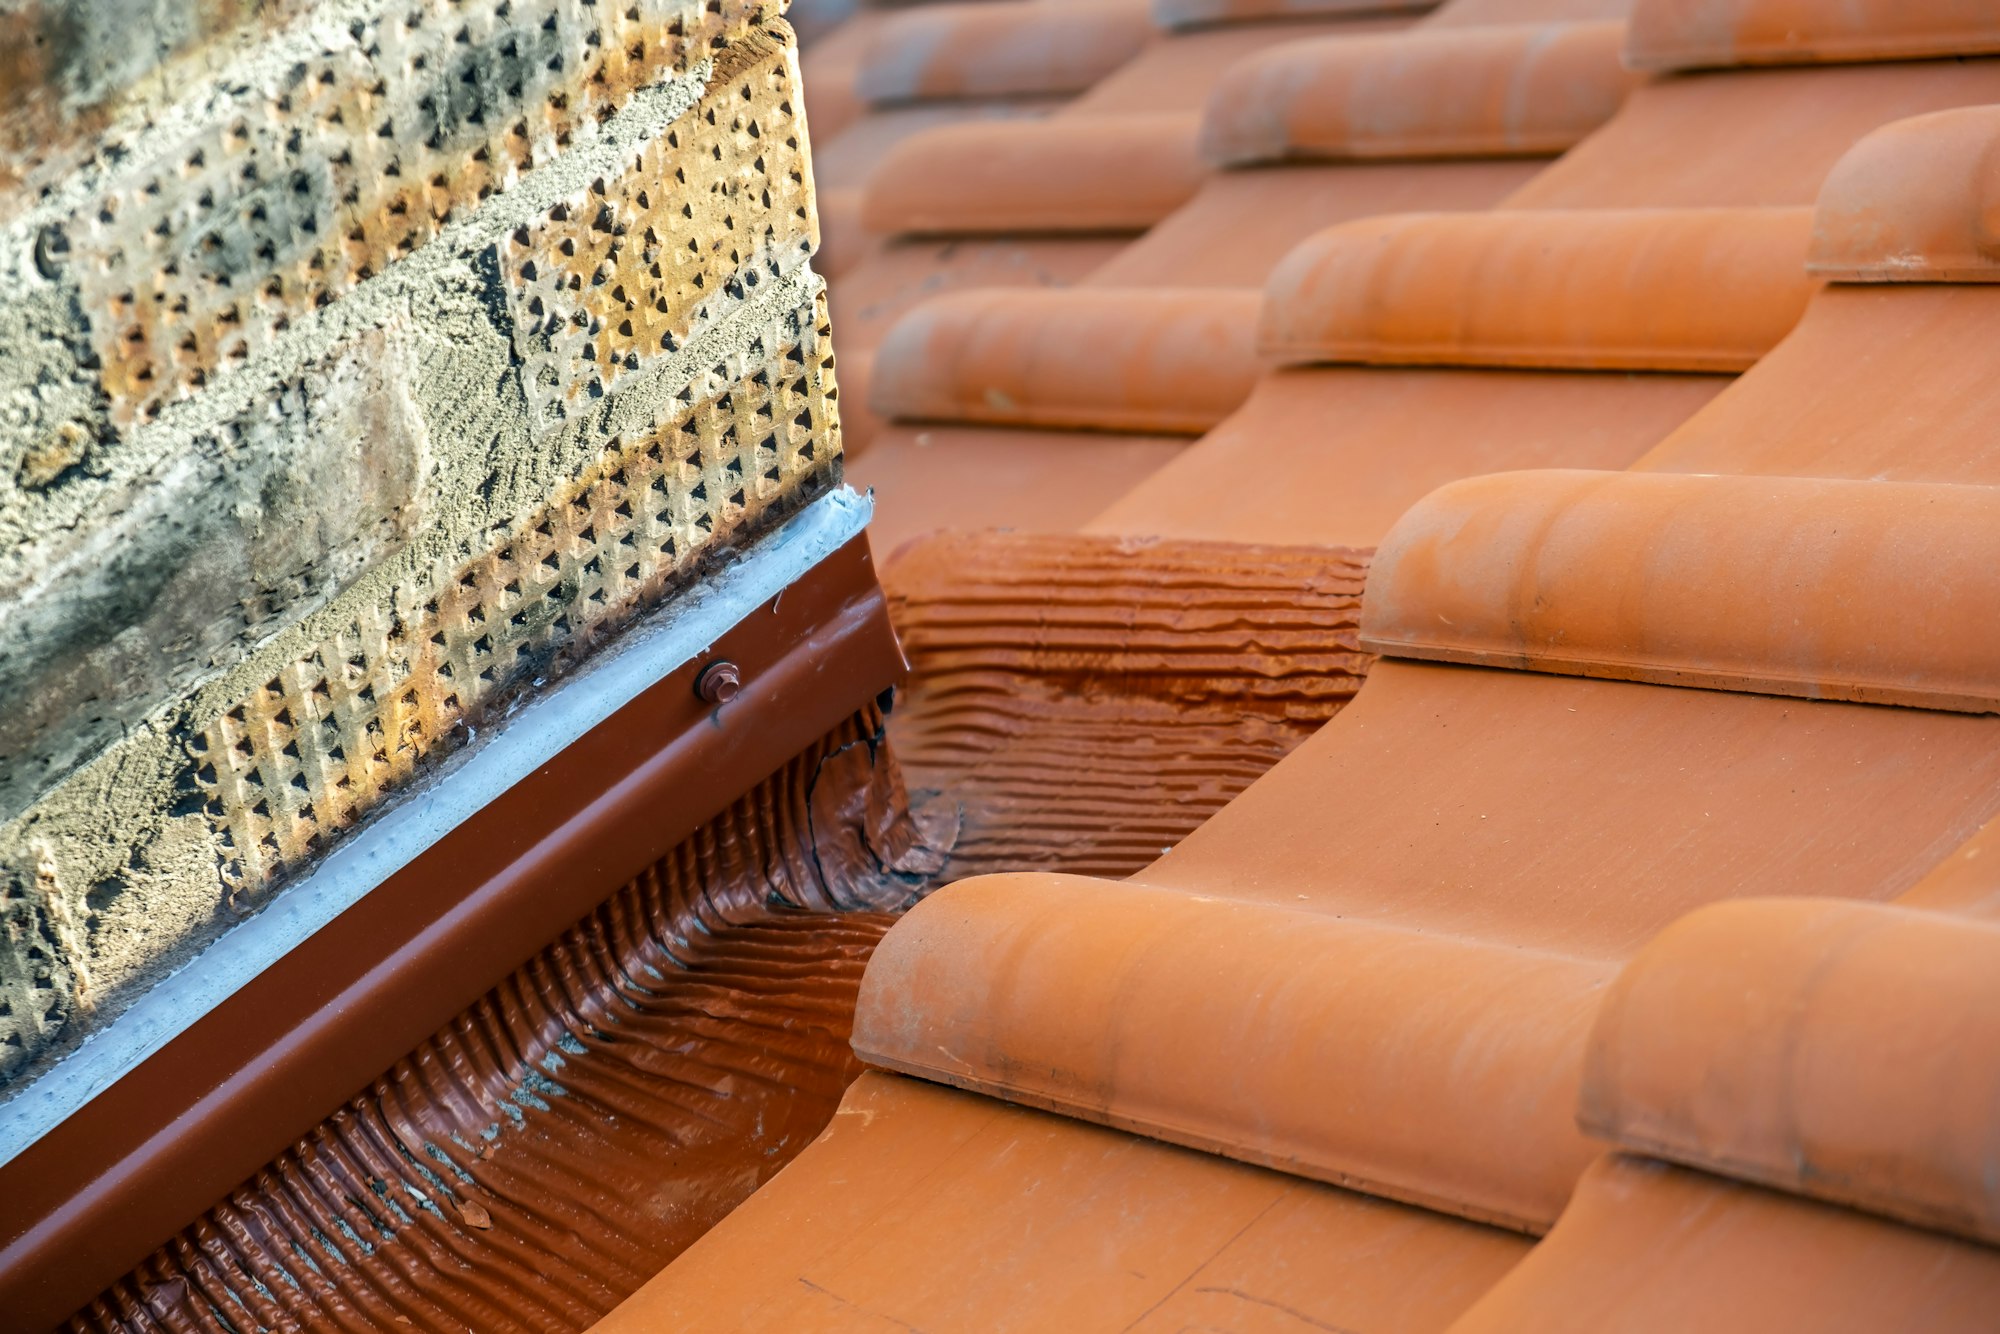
[607,1,2000,1329]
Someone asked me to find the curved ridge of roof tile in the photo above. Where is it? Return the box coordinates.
[1580,898,2000,1246]
[1810,105,2000,283]
[1423,0,1634,26]
[871,287,1265,432]
[854,873,1607,1231]
[1360,469,2000,712]
[1200,21,1639,165]
[1626,0,2000,73]
[857,0,1157,104]
[1261,206,1815,371]
[862,113,1206,236]
[1155,0,1438,32]
[1449,1154,2000,1334]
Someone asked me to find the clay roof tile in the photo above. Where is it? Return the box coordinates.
[1809,105,2000,283]
[1580,898,2000,1245]
[1155,0,1437,31]
[861,112,1207,236]
[1626,0,2000,72]
[1360,470,2000,712]
[854,873,1609,1231]
[1260,206,1816,371]
[857,0,1157,105]
[1200,21,1638,165]
[870,287,1264,432]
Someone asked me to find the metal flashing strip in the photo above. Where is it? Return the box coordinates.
[0,487,872,1172]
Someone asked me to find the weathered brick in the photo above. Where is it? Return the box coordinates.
[0,0,843,1086]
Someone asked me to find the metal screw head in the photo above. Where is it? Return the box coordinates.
[695,660,743,704]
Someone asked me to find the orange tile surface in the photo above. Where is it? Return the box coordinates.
[850,425,1189,556]
[1200,21,1638,164]
[825,4,1435,454]
[863,113,1207,234]
[871,287,1265,433]
[1451,1154,2000,1334]
[606,9,2000,1333]
[1808,104,2000,282]
[1625,0,2000,71]
[594,1072,1529,1334]
[1507,58,2000,206]
[1580,898,2000,1242]
[854,0,1155,105]
[1088,364,1730,546]
[1261,207,1815,371]
[1361,470,2000,711]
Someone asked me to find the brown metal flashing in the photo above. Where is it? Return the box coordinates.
[0,534,906,1332]
[73,703,953,1332]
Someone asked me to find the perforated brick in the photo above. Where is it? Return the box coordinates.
[194,290,839,899]
[506,32,815,417]
[72,0,783,425]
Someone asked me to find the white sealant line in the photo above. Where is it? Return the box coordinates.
[0,486,873,1168]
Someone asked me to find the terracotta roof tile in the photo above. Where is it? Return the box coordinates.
[1361,470,2000,711]
[813,99,1058,276]
[1900,810,2000,915]
[1579,898,2000,1244]
[856,0,1157,104]
[848,426,1189,554]
[595,1073,1528,1333]
[1451,1154,2000,1333]
[1260,206,1815,371]
[1424,0,1634,24]
[832,234,1127,369]
[1200,21,1637,165]
[1809,105,2000,282]
[1067,14,1414,116]
[870,287,1264,431]
[1088,365,1729,547]
[856,873,1609,1230]
[1506,56,2000,206]
[1157,0,1438,29]
[1633,285,2000,482]
[1626,0,2000,72]
[826,6,1434,451]
[861,112,1207,235]
[1084,157,1543,287]
[798,9,894,140]
[595,79,2000,1334]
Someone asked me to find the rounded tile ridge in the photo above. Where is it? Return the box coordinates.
[1200,20,1638,165]
[1809,106,2000,283]
[1261,206,1815,371]
[1627,0,2000,72]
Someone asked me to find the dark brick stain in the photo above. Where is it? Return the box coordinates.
[416,19,567,157]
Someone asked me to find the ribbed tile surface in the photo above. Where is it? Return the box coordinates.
[71,708,955,1333]
[887,532,1374,879]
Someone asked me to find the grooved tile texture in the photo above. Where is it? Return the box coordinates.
[73,708,955,1333]
[886,531,1375,879]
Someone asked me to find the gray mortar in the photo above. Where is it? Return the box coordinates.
[37,0,199,114]
[0,3,832,1087]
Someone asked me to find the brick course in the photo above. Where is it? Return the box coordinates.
[0,0,842,1085]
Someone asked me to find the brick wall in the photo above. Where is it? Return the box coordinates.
[0,0,842,1084]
